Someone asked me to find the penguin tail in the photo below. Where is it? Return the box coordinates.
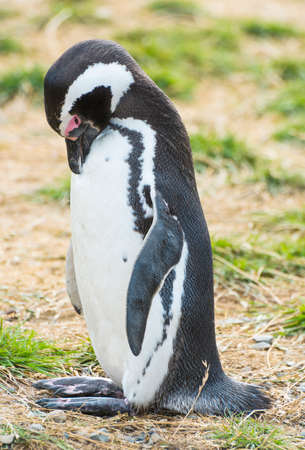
[196,375,271,416]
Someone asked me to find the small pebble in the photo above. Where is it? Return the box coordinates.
[45,410,67,423]
[29,423,45,433]
[90,429,110,443]
[253,334,273,344]
[10,256,20,265]
[28,410,47,418]
[286,361,295,367]
[298,383,305,393]
[252,342,271,350]
[0,434,14,445]
[149,432,162,444]
[121,432,146,443]
[135,432,146,443]
[219,317,248,326]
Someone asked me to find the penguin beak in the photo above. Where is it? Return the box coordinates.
[65,123,100,174]
[65,138,84,174]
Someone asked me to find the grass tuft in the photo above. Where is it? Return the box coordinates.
[32,177,70,204]
[0,8,16,20]
[253,208,305,234]
[250,167,305,193]
[265,81,305,117]
[0,65,44,105]
[72,340,99,369]
[272,58,305,81]
[190,131,305,193]
[0,36,23,54]
[213,416,292,449]
[241,19,301,39]
[283,301,305,335]
[149,0,201,17]
[116,24,240,98]
[50,0,109,24]
[190,132,258,172]
[0,424,73,449]
[273,121,305,146]
[0,321,100,376]
[212,233,305,284]
[0,320,73,376]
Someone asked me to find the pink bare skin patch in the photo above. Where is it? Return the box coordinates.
[64,115,81,140]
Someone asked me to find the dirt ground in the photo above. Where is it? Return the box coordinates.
[0,0,304,448]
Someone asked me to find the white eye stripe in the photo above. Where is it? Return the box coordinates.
[59,62,134,135]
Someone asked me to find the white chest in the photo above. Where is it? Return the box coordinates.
[70,121,188,408]
[70,128,143,384]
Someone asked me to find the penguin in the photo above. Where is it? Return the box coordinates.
[34,39,270,417]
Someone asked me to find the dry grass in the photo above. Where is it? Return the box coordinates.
[0,0,305,448]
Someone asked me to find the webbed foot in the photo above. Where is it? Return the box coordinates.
[33,376,130,417]
[36,396,130,416]
[33,376,123,398]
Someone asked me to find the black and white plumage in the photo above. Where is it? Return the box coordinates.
[34,40,270,416]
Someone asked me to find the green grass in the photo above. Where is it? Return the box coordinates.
[0,424,73,450]
[212,233,305,285]
[149,0,201,17]
[272,58,305,81]
[33,0,109,29]
[190,132,258,172]
[72,340,99,369]
[0,36,23,54]
[0,8,16,20]
[264,61,305,144]
[0,320,99,376]
[241,19,301,39]
[0,65,44,105]
[190,131,305,193]
[32,176,70,204]
[265,81,305,117]
[50,0,109,24]
[250,166,305,193]
[0,321,73,376]
[116,24,240,98]
[253,208,305,233]
[273,121,305,146]
[213,416,292,449]
[283,301,305,335]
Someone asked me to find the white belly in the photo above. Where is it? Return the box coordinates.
[70,120,188,407]
[70,128,143,385]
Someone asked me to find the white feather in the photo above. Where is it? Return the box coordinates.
[70,127,141,385]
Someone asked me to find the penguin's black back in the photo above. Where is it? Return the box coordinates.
[114,49,269,414]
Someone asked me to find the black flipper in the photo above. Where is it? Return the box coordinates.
[36,396,130,417]
[127,190,183,356]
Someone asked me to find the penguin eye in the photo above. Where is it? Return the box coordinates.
[74,116,80,125]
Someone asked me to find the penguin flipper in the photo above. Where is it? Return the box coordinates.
[66,240,82,315]
[127,190,183,356]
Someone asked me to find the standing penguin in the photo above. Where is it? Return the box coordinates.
[34,40,270,416]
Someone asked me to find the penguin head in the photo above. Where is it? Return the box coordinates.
[44,40,135,173]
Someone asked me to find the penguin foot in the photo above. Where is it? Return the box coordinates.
[36,396,130,417]
[33,376,123,398]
